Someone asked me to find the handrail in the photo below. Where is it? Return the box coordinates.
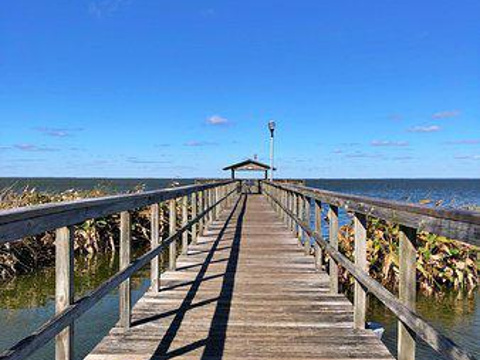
[0,181,233,244]
[0,180,240,360]
[269,182,480,245]
[262,180,478,360]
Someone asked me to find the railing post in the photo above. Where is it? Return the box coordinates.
[284,190,289,225]
[398,226,417,360]
[150,203,160,292]
[119,211,131,329]
[314,200,323,270]
[169,198,177,271]
[354,212,367,329]
[206,189,212,223]
[288,191,294,231]
[191,192,198,244]
[304,197,311,255]
[328,205,339,293]
[299,195,305,246]
[213,187,218,220]
[199,190,205,235]
[293,193,299,238]
[182,195,188,254]
[275,188,280,214]
[210,188,215,221]
[55,226,74,360]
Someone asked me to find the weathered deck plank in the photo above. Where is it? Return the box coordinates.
[85,194,393,360]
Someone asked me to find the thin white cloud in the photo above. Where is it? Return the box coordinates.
[14,144,59,152]
[340,142,360,147]
[345,152,382,159]
[184,141,218,147]
[432,110,460,119]
[389,114,403,122]
[127,157,171,164]
[88,0,130,18]
[206,115,230,126]
[392,156,414,161]
[407,125,441,133]
[371,140,409,147]
[454,155,480,160]
[34,127,83,137]
[445,139,480,145]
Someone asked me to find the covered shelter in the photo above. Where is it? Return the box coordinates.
[223,158,275,179]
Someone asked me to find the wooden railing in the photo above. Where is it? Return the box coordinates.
[0,180,239,360]
[262,181,479,360]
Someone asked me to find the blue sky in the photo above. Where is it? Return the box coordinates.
[1,0,479,178]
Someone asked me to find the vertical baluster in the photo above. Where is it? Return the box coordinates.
[398,226,417,360]
[289,191,294,231]
[182,195,188,254]
[203,189,208,224]
[276,188,280,213]
[199,190,204,235]
[169,198,177,271]
[304,197,311,255]
[285,190,289,225]
[219,186,223,209]
[314,200,323,270]
[293,193,299,239]
[55,226,74,360]
[119,211,131,329]
[206,189,212,223]
[213,187,218,220]
[329,205,339,293]
[191,192,198,244]
[210,188,215,221]
[354,212,367,329]
[299,195,305,246]
[150,203,160,292]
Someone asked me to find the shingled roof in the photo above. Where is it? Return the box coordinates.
[223,159,275,171]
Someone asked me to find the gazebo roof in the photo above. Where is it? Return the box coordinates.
[223,159,275,171]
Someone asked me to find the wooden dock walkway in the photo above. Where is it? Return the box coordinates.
[85,194,393,360]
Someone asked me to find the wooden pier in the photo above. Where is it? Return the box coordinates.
[85,194,392,360]
[0,179,479,360]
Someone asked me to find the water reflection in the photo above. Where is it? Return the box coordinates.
[0,252,152,360]
[1,252,478,360]
[368,290,480,359]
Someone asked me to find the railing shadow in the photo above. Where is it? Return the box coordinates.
[147,194,247,360]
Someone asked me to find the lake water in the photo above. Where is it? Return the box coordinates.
[0,178,479,359]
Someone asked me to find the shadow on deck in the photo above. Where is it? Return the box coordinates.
[85,194,393,360]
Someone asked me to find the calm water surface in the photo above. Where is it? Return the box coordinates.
[0,178,479,359]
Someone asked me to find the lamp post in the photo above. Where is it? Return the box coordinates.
[268,120,276,181]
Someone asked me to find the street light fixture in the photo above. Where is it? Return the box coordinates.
[268,120,276,181]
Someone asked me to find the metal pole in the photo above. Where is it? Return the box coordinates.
[269,133,274,181]
[268,120,276,181]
